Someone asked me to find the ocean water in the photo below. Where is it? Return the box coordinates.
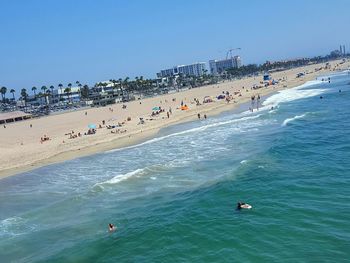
[1,72,350,262]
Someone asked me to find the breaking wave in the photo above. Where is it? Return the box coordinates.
[282,113,307,126]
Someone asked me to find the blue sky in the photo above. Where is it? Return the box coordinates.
[1,0,350,94]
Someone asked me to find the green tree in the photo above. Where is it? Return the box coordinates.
[64,87,71,103]
[0,86,7,102]
[81,85,89,99]
[32,86,37,97]
[58,83,63,101]
[41,86,47,94]
[21,88,28,110]
[10,89,15,100]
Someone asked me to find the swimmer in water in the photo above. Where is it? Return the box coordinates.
[237,201,252,210]
[237,202,244,210]
[109,223,116,232]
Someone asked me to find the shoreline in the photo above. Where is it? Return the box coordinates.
[0,97,247,179]
[1,60,349,179]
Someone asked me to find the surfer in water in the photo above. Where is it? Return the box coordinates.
[237,202,252,210]
[109,223,116,232]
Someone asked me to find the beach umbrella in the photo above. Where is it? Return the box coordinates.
[152,107,160,111]
[88,124,96,129]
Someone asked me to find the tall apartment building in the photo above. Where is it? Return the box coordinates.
[209,56,242,75]
[157,62,206,78]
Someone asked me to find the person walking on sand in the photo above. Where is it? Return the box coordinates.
[197,113,201,119]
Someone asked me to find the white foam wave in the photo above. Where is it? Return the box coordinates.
[263,80,327,107]
[240,160,248,164]
[106,114,261,153]
[94,168,145,188]
[282,113,307,126]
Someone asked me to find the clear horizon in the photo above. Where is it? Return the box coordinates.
[1,0,350,94]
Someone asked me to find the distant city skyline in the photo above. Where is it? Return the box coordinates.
[1,0,350,93]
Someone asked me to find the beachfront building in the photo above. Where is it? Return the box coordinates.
[209,56,242,75]
[53,86,81,104]
[157,62,206,78]
[88,86,124,106]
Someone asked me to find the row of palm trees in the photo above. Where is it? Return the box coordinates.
[1,86,16,102]
[4,81,87,104]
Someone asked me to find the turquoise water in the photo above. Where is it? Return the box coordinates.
[1,72,350,262]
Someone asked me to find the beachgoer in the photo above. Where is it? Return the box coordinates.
[85,111,87,116]
[3,125,6,128]
[167,112,170,118]
[204,114,207,119]
[109,223,116,232]
[197,113,201,119]
[237,201,252,210]
[30,124,32,128]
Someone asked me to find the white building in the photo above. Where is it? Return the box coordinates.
[157,62,206,77]
[209,56,242,75]
[54,86,81,103]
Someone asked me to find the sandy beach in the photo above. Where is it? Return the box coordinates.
[0,59,349,179]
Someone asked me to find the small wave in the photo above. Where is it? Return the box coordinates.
[93,162,185,189]
[263,80,327,107]
[240,160,248,164]
[0,216,36,237]
[106,114,261,153]
[94,168,145,188]
[282,113,307,126]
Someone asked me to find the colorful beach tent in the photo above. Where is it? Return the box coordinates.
[181,105,189,110]
[88,124,96,129]
[152,107,160,111]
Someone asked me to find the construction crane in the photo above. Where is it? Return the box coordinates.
[226,48,241,59]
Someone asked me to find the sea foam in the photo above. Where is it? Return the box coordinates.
[106,114,261,153]
[263,80,326,108]
[282,113,307,126]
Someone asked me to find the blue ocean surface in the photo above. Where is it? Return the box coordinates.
[1,71,350,262]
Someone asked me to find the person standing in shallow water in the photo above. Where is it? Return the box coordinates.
[251,95,255,112]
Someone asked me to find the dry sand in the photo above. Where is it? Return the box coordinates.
[1,59,349,178]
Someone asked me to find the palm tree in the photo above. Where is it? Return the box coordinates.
[49,85,55,103]
[32,86,37,97]
[41,85,47,94]
[10,89,15,101]
[64,87,71,103]
[21,88,28,110]
[81,85,89,100]
[1,86,7,102]
[58,83,63,101]
[45,89,51,105]
[118,78,123,89]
